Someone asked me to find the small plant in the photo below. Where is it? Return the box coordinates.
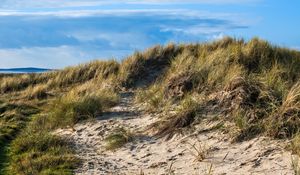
[186,140,209,162]
[155,95,199,138]
[233,110,248,130]
[104,128,133,150]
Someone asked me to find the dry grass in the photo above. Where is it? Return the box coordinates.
[268,83,300,138]
[104,128,133,150]
[134,37,300,141]
[24,84,49,100]
[118,44,180,88]
[49,87,119,129]
[186,140,209,162]
[292,156,300,175]
[155,95,200,138]
[1,37,300,174]
[135,84,166,112]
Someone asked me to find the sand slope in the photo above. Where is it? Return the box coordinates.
[55,92,296,175]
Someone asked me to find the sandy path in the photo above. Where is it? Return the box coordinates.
[55,92,296,175]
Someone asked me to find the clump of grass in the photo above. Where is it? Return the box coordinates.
[104,128,133,150]
[268,83,300,138]
[0,60,120,96]
[45,79,120,129]
[135,84,165,112]
[119,44,180,88]
[24,84,49,100]
[155,95,199,138]
[51,95,102,128]
[186,140,209,162]
[8,118,78,175]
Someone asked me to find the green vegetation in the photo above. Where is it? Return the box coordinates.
[0,37,300,174]
[50,88,119,129]
[104,128,133,150]
[135,37,300,143]
[0,60,121,174]
[7,113,78,175]
[0,102,39,174]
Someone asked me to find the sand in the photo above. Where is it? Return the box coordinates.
[55,92,296,175]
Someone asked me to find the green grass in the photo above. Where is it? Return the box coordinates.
[4,87,119,174]
[8,119,78,175]
[104,128,133,150]
[0,101,40,174]
[49,89,119,129]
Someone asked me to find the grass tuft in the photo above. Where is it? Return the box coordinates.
[104,128,133,150]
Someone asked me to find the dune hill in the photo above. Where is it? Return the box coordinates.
[0,37,300,174]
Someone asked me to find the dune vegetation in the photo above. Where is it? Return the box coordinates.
[0,37,299,174]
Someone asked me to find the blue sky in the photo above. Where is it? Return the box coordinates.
[0,0,299,68]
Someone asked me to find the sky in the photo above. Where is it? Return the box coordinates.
[0,0,299,68]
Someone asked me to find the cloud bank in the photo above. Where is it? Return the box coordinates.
[0,1,256,68]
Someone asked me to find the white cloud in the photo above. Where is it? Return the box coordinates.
[0,0,260,9]
[0,9,188,17]
[68,30,150,49]
[0,46,131,68]
[0,8,248,26]
[292,46,300,51]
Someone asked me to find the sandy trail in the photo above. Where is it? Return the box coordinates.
[55,92,296,175]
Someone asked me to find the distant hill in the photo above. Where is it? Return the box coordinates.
[0,67,51,73]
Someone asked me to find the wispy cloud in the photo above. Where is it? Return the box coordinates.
[0,9,249,48]
[0,4,253,68]
[0,9,245,19]
[0,0,260,9]
[0,0,260,68]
